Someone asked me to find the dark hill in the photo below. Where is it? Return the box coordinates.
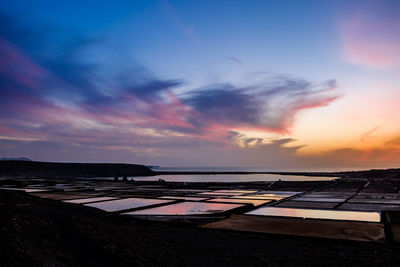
[0,157,32,161]
[0,161,154,178]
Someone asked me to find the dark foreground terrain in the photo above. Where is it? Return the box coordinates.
[1,189,400,267]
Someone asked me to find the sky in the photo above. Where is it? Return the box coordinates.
[1,0,400,170]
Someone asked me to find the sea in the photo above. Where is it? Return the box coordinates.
[97,166,365,183]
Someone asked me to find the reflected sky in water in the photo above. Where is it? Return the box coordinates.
[292,197,346,203]
[85,198,174,212]
[158,196,209,201]
[246,207,380,222]
[131,174,336,183]
[124,202,243,216]
[64,196,118,204]
[231,195,286,200]
[207,198,271,206]
[0,188,49,193]
[198,190,254,196]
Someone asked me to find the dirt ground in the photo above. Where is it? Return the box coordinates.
[1,189,400,267]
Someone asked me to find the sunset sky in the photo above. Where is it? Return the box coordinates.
[1,0,400,170]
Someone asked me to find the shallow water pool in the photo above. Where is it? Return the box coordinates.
[246,207,381,222]
[84,198,174,212]
[123,201,244,216]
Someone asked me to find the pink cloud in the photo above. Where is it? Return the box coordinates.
[0,125,16,136]
[160,0,195,37]
[340,2,400,68]
[0,37,46,89]
[0,23,341,160]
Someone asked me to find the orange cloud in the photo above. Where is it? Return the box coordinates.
[360,126,379,142]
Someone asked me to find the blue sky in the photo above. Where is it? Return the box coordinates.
[4,0,340,80]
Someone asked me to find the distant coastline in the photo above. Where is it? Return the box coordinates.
[0,160,154,178]
[1,160,400,180]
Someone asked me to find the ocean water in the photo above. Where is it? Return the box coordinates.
[93,166,344,183]
[152,166,364,172]
[130,173,336,182]
[128,166,337,182]
[95,173,336,182]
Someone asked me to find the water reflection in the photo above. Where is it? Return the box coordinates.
[0,187,49,193]
[131,174,336,182]
[124,202,243,215]
[304,192,354,197]
[249,193,292,198]
[207,198,271,206]
[246,207,380,222]
[258,191,301,196]
[198,190,254,196]
[231,195,285,200]
[292,197,347,202]
[158,196,209,201]
[85,198,174,212]
[64,196,118,204]
[212,190,258,194]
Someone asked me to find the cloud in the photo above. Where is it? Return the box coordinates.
[302,146,400,169]
[182,78,340,134]
[340,1,400,68]
[0,11,341,165]
[184,85,261,124]
[227,56,243,66]
[360,126,379,142]
[385,135,400,147]
[160,0,195,37]
[0,13,45,52]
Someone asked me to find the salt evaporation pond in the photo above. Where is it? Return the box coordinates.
[246,207,381,222]
[124,201,243,216]
[64,196,118,204]
[292,197,347,202]
[0,188,50,193]
[206,198,271,206]
[84,198,174,212]
[158,196,209,201]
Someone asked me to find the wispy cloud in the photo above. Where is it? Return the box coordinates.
[0,11,341,163]
[385,135,400,147]
[227,56,243,66]
[160,0,195,37]
[360,126,379,142]
[183,78,340,134]
[340,0,400,68]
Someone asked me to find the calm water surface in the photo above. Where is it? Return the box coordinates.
[85,198,174,212]
[246,207,381,222]
[131,174,336,182]
[93,166,339,182]
[124,202,243,215]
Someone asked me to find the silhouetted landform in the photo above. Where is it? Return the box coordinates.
[338,168,400,179]
[0,157,32,161]
[0,160,154,178]
[1,159,399,179]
